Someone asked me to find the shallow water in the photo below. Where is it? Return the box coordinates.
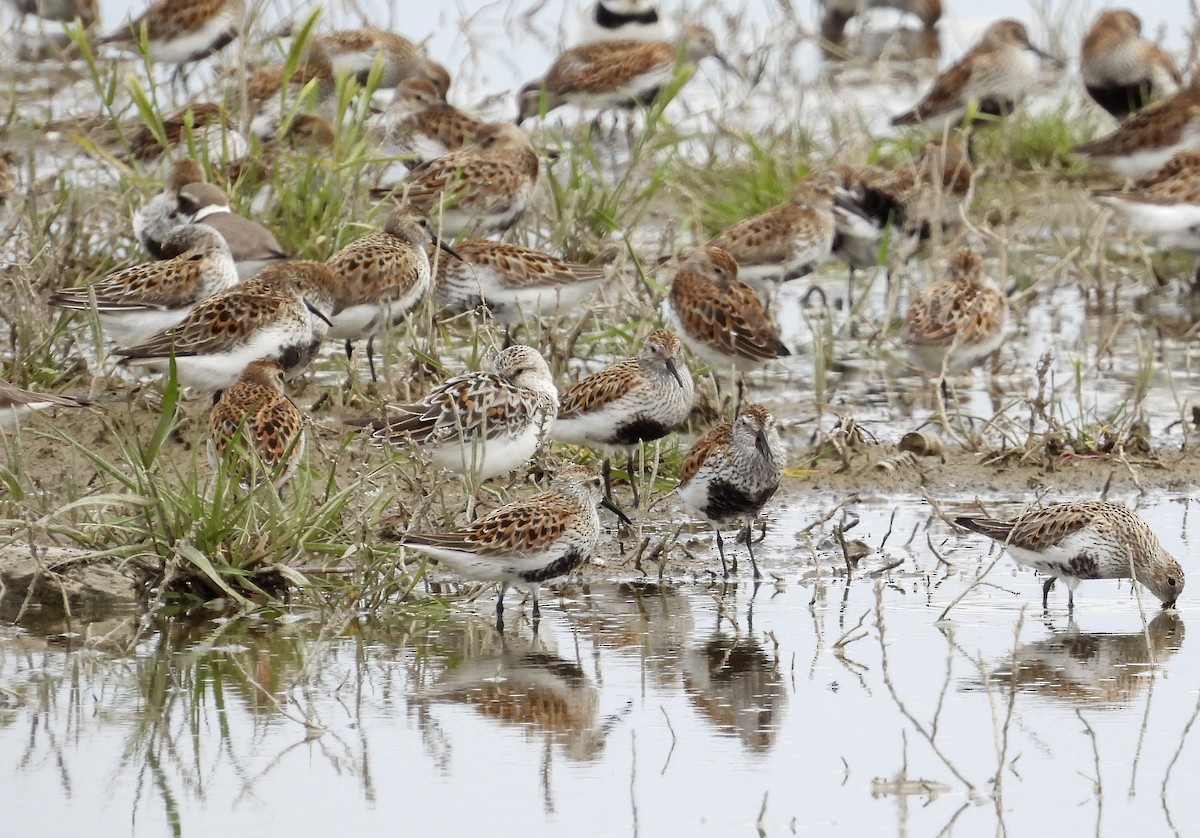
[4,495,1198,836]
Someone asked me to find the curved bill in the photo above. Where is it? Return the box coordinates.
[600,496,634,526]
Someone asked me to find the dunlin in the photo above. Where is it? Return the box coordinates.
[517,25,732,124]
[244,55,338,140]
[834,138,974,269]
[49,223,239,346]
[678,402,784,578]
[208,358,305,490]
[956,501,1185,611]
[101,0,243,70]
[398,464,630,625]
[311,27,449,92]
[325,207,455,379]
[553,329,695,505]
[1082,10,1180,120]
[369,77,485,169]
[380,122,540,237]
[431,239,607,326]
[125,102,249,163]
[577,0,666,44]
[705,171,855,293]
[6,0,97,26]
[365,344,558,481]
[667,245,790,375]
[1074,78,1200,179]
[134,158,205,260]
[903,247,1007,376]
[114,260,339,390]
[175,180,289,279]
[1092,150,1200,263]
[820,0,941,48]
[891,19,1053,132]
[0,380,88,431]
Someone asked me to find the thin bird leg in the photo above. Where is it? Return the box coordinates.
[626,448,640,509]
[743,521,761,579]
[602,457,614,503]
[735,375,746,417]
[344,339,355,361]
[496,582,508,631]
[1041,576,1055,610]
[366,335,379,382]
[1067,586,1075,614]
[531,586,541,622]
[715,529,730,578]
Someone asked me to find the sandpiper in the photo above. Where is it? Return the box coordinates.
[705,171,857,294]
[819,0,942,49]
[380,122,540,237]
[576,0,666,44]
[101,0,244,75]
[1074,78,1200,179]
[125,102,249,163]
[49,223,239,347]
[891,19,1054,133]
[956,501,1185,611]
[208,358,305,490]
[678,402,784,579]
[243,55,338,140]
[431,239,607,326]
[552,329,694,505]
[369,77,486,170]
[1082,9,1180,120]
[363,345,558,481]
[0,380,89,431]
[517,25,732,124]
[311,26,449,92]
[666,245,790,376]
[398,464,630,626]
[324,207,456,380]
[6,0,97,26]
[1091,150,1200,258]
[114,260,340,390]
[902,247,1008,376]
[834,138,974,269]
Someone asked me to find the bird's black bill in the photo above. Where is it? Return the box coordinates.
[601,497,633,526]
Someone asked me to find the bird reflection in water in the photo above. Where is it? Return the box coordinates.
[682,593,787,753]
[976,612,1185,706]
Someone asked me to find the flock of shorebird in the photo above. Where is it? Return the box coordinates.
[0,0,1192,623]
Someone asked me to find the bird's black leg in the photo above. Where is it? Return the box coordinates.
[627,448,640,508]
[1041,576,1055,610]
[532,586,541,623]
[602,457,614,503]
[716,529,730,578]
[744,521,761,579]
[366,335,379,382]
[1067,587,1074,614]
[496,582,507,632]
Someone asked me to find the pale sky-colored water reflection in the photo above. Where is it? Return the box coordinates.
[4,497,1200,836]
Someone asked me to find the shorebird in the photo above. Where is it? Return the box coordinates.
[114,260,340,390]
[101,0,244,83]
[431,240,608,327]
[49,223,239,346]
[134,158,206,259]
[1074,78,1200,179]
[368,77,486,170]
[678,403,784,579]
[819,0,942,49]
[362,345,558,481]
[398,464,631,627]
[5,0,97,26]
[956,501,1185,612]
[380,122,540,237]
[902,247,1008,377]
[124,102,249,163]
[208,358,305,490]
[1082,9,1181,120]
[576,0,666,44]
[891,19,1055,134]
[310,26,449,92]
[517,25,733,124]
[324,207,455,380]
[552,329,694,506]
[174,180,289,279]
[1091,150,1200,271]
[0,380,89,431]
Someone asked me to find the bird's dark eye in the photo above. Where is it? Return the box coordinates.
[1168,577,1178,587]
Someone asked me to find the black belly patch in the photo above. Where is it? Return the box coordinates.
[703,479,777,522]
[595,3,659,29]
[1068,553,1100,580]
[188,29,235,62]
[1087,83,1153,119]
[610,417,670,446]
[521,549,587,583]
[975,97,1017,120]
